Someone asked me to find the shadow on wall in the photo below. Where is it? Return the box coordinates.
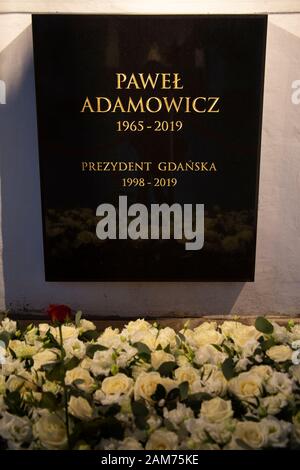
[0,24,246,316]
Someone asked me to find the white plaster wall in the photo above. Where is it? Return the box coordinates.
[0,8,300,316]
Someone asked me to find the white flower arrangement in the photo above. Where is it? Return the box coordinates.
[0,310,300,450]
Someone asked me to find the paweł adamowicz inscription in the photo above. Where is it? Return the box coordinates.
[32,15,267,281]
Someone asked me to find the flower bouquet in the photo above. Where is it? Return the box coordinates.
[0,306,300,450]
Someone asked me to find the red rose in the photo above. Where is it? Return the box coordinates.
[47,304,72,323]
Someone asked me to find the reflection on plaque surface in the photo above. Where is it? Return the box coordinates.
[32,15,267,281]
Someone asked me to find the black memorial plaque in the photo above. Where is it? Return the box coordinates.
[32,15,267,281]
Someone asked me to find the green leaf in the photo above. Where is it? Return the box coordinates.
[65,356,81,370]
[82,417,124,440]
[131,399,149,430]
[184,392,211,413]
[212,343,223,352]
[133,342,151,362]
[151,384,166,402]
[167,388,180,401]
[75,310,82,327]
[44,362,65,382]
[86,343,107,358]
[8,347,17,359]
[221,357,236,380]
[158,361,177,377]
[4,391,26,417]
[179,381,189,401]
[255,317,274,335]
[79,330,100,342]
[101,417,124,439]
[133,342,151,356]
[260,337,276,351]
[177,332,186,343]
[39,392,58,411]
[43,330,61,349]
[131,399,149,418]
[0,331,11,347]
[98,404,121,417]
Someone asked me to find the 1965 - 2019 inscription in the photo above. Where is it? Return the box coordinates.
[32,15,266,281]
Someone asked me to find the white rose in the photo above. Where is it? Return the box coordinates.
[6,371,37,394]
[200,397,233,423]
[263,417,291,448]
[0,396,7,414]
[1,318,17,334]
[241,340,260,358]
[191,364,227,397]
[38,323,52,337]
[235,358,251,372]
[80,357,93,371]
[42,380,61,395]
[32,349,59,370]
[134,372,175,403]
[1,357,22,376]
[288,323,300,342]
[147,414,162,432]
[265,371,293,397]
[78,319,96,333]
[251,365,273,380]
[64,338,86,359]
[131,362,151,380]
[116,345,138,369]
[24,327,40,345]
[8,339,39,358]
[0,412,32,444]
[291,349,300,365]
[228,370,263,402]
[118,437,143,450]
[177,354,190,367]
[98,327,122,349]
[232,325,261,349]
[272,323,289,344]
[184,328,223,348]
[185,417,206,442]
[155,327,177,349]
[145,429,178,450]
[174,366,199,386]
[123,319,152,338]
[194,321,218,332]
[65,367,95,393]
[194,328,224,347]
[130,329,157,351]
[220,320,241,336]
[260,393,288,415]
[203,420,235,445]
[97,373,133,404]
[194,344,227,366]
[292,411,300,443]
[233,420,268,449]
[291,340,300,350]
[69,396,93,421]
[0,341,7,366]
[163,403,193,429]
[34,413,68,449]
[53,325,78,343]
[151,350,175,370]
[290,365,300,382]
[266,345,292,362]
[90,349,114,376]
[0,375,6,394]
